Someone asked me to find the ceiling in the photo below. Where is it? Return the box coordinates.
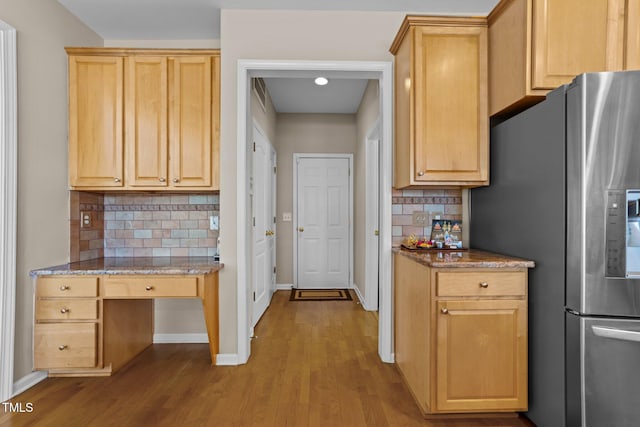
[57,0,500,114]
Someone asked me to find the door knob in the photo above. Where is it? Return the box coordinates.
[441,307,449,314]
[172,178,180,183]
[159,177,166,182]
[298,227,304,232]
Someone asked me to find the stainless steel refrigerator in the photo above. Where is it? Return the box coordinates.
[471,71,640,427]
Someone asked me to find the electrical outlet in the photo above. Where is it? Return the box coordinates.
[80,211,92,228]
[412,211,428,226]
[429,211,444,222]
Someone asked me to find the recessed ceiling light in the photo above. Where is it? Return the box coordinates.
[314,77,328,86]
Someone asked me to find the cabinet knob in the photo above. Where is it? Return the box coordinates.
[59,285,69,291]
[441,307,449,314]
[114,177,121,183]
[145,286,154,291]
[159,177,166,182]
[417,171,425,177]
[479,282,489,288]
[60,308,70,314]
[172,178,180,183]
[58,345,68,351]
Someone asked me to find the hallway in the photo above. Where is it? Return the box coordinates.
[1,291,533,426]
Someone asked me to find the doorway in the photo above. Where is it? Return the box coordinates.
[236,60,393,364]
[293,154,353,289]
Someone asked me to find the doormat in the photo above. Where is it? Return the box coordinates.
[289,289,352,301]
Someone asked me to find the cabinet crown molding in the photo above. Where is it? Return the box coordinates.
[390,15,487,54]
[65,47,220,57]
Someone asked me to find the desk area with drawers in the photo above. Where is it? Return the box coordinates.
[30,257,223,377]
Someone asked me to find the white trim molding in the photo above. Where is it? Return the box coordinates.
[153,333,210,344]
[12,372,47,398]
[237,60,394,365]
[0,20,17,403]
[215,353,240,366]
[276,283,293,291]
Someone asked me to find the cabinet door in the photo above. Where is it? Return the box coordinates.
[413,25,488,184]
[125,56,168,187]
[169,56,213,188]
[532,0,624,89]
[68,56,124,187]
[625,0,640,70]
[435,299,527,412]
[394,254,432,413]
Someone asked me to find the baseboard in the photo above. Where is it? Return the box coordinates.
[153,333,209,344]
[12,371,47,398]
[216,353,240,365]
[351,284,367,307]
[276,283,293,291]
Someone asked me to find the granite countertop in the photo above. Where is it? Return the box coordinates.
[393,247,535,268]
[30,257,224,276]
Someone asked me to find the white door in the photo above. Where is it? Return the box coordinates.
[295,156,351,289]
[252,126,275,327]
[365,134,380,310]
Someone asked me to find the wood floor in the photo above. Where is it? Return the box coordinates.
[1,290,535,426]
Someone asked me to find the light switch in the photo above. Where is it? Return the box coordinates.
[209,215,219,230]
[282,212,292,222]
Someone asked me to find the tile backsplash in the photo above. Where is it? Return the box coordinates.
[392,189,462,247]
[70,192,219,260]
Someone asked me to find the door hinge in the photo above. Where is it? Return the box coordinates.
[253,217,255,226]
[274,166,277,174]
[253,291,256,301]
[273,266,276,274]
[274,216,277,224]
[253,142,256,152]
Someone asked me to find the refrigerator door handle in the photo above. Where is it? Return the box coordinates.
[592,325,640,343]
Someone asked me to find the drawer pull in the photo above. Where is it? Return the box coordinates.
[59,285,69,291]
[58,345,68,351]
[479,282,489,288]
[417,171,425,177]
[114,177,121,183]
[60,308,70,314]
[159,177,166,182]
[145,286,154,291]
[441,307,449,314]
[172,178,180,183]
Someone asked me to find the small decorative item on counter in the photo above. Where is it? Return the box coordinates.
[431,219,463,249]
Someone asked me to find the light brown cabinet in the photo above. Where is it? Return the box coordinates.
[390,16,489,188]
[394,253,528,416]
[489,0,640,117]
[67,48,220,191]
[33,271,219,377]
[34,276,101,372]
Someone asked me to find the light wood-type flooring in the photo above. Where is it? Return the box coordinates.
[0,290,535,426]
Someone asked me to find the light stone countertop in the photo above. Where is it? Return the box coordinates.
[30,257,224,276]
[393,247,535,269]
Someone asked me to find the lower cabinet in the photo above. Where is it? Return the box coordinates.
[394,253,528,415]
[33,272,219,376]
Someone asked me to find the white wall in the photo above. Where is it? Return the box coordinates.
[0,0,103,380]
[220,9,404,354]
[354,80,380,302]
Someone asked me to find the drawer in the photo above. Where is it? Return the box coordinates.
[102,276,198,298]
[36,299,98,321]
[34,323,97,369]
[436,271,526,297]
[37,276,98,297]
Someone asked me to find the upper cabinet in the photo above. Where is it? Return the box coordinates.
[67,48,220,191]
[68,55,124,188]
[489,0,640,117]
[390,16,489,188]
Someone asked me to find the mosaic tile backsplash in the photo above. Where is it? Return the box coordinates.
[70,192,219,260]
[391,189,462,247]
